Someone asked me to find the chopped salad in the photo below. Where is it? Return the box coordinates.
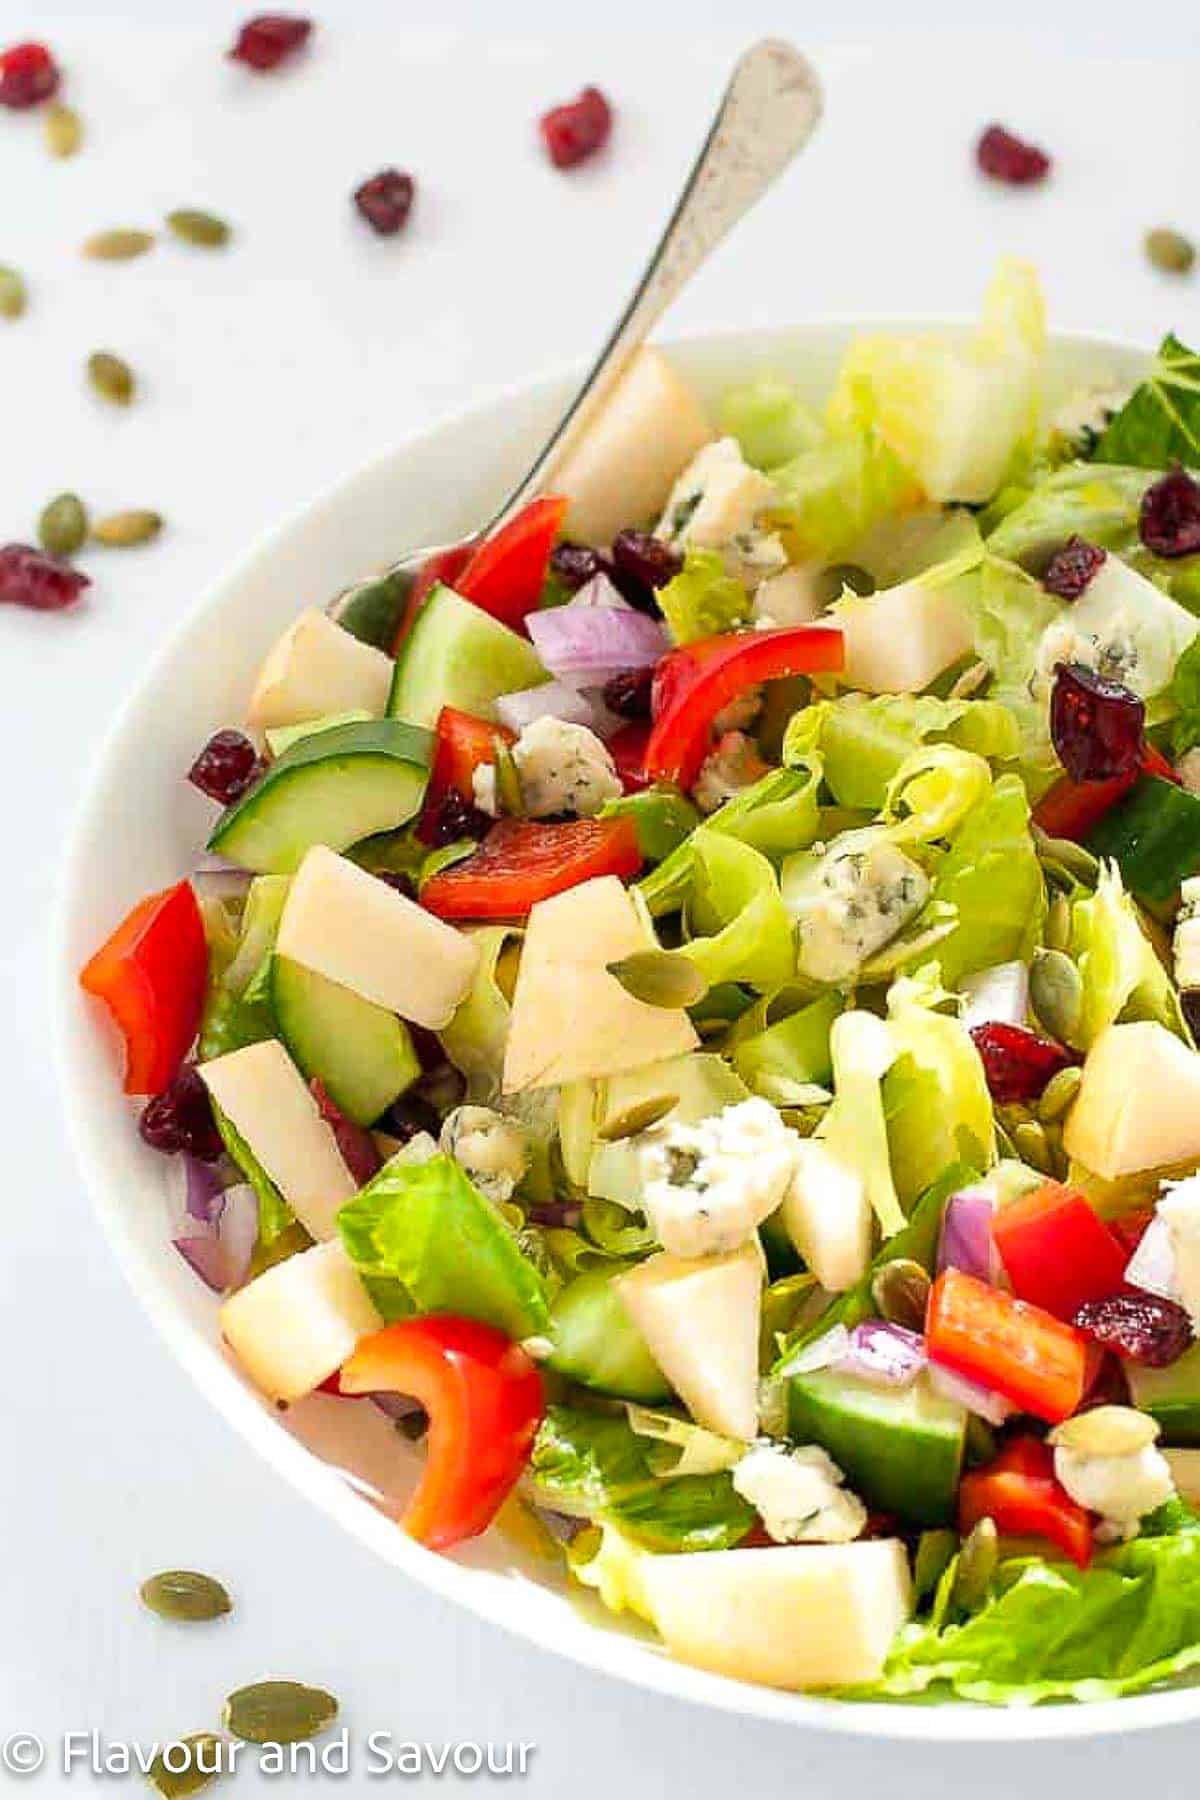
[80,262,1200,1704]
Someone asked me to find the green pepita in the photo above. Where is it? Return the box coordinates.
[38,492,88,559]
[913,1528,957,1602]
[139,1570,232,1622]
[492,738,525,817]
[566,1524,602,1569]
[1145,228,1195,276]
[87,350,135,406]
[146,1734,231,1798]
[167,208,232,248]
[608,950,707,1010]
[0,266,27,320]
[83,227,155,261]
[952,1516,998,1613]
[816,562,875,607]
[1045,891,1072,953]
[1012,1118,1054,1175]
[223,1681,338,1746]
[44,102,82,159]
[1037,1063,1083,1123]
[871,1258,931,1333]
[92,509,163,548]
[1030,947,1083,1045]
[596,1093,679,1142]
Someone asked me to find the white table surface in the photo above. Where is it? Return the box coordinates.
[7,2,1200,1792]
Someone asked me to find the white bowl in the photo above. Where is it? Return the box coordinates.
[56,320,1173,1741]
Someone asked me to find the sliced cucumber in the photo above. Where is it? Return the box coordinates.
[208,719,431,874]
[387,582,546,729]
[327,568,414,651]
[545,1267,674,1402]
[272,953,420,1125]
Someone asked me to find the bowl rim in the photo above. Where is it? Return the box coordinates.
[56,316,1190,1743]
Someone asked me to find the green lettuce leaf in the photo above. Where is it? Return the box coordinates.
[927,774,1045,987]
[730,989,843,1104]
[1168,636,1200,757]
[438,925,518,1102]
[600,788,700,863]
[717,376,822,470]
[883,989,995,1212]
[638,762,822,918]
[678,830,795,993]
[198,875,289,1061]
[985,461,1155,572]
[529,1405,753,1552]
[657,547,750,645]
[1069,861,1187,1048]
[213,1103,298,1252]
[817,1010,905,1237]
[337,1153,550,1339]
[816,693,1019,811]
[1096,334,1200,469]
[771,422,922,563]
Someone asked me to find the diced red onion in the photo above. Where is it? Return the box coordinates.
[495,680,606,735]
[311,1080,383,1187]
[173,1234,232,1293]
[569,572,631,611]
[1124,1214,1178,1302]
[215,1182,258,1290]
[927,1358,1015,1425]
[530,1503,590,1542]
[183,1152,226,1225]
[834,1320,926,1388]
[938,1187,1000,1283]
[526,604,667,690]
[371,1392,427,1423]
[960,961,1030,1032]
[780,1323,851,1377]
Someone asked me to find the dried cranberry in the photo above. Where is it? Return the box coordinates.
[311,1079,382,1185]
[227,13,312,70]
[1050,661,1145,783]
[353,169,415,237]
[603,666,654,720]
[1109,1208,1155,1259]
[970,1021,1076,1105]
[612,528,682,593]
[976,124,1051,185]
[550,540,612,593]
[374,870,415,899]
[1074,1290,1194,1368]
[426,789,491,848]
[0,543,88,612]
[1138,465,1200,559]
[1080,1349,1131,1409]
[139,1067,223,1161]
[0,42,60,108]
[539,85,613,169]
[376,1091,441,1142]
[187,730,261,804]
[1184,990,1200,1041]
[1042,536,1106,600]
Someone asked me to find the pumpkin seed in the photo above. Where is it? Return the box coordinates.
[816,562,875,607]
[147,1734,230,1798]
[608,950,706,1010]
[0,265,27,319]
[1145,228,1195,276]
[1037,1063,1083,1123]
[952,1517,998,1613]
[92,509,163,547]
[1050,1404,1159,1457]
[224,1680,337,1746]
[913,1528,957,1601]
[596,1093,679,1142]
[87,349,135,406]
[1030,947,1083,1044]
[566,1524,602,1568]
[44,102,82,158]
[492,738,524,816]
[167,208,232,248]
[140,1569,232,1622]
[1045,891,1072,953]
[38,492,88,559]
[83,228,155,261]
[1012,1118,1054,1175]
[871,1257,931,1333]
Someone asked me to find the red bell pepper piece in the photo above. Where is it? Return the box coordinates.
[339,1315,543,1550]
[79,880,208,1096]
[417,706,514,842]
[926,1267,1090,1424]
[959,1434,1093,1568]
[645,626,844,789]
[993,1181,1128,1322]
[1033,744,1179,842]
[422,816,642,920]
[1109,1207,1155,1259]
[607,720,651,793]
[390,542,476,656]
[455,496,568,633]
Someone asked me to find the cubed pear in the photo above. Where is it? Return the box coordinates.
[199,1039,357,1240]
[221,1241,382,1403]
[639,1539,912,1690]
[553,349,713,545]
[1063,1022,1200,1181]
[617,1242,761,1440]
[838,578,973,694]
[781,1139,872,1292]
[502,876,698,1092]
[247,609,393,732]
[276,845,479,1029]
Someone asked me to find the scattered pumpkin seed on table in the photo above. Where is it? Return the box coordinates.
[167,208,232,248]
[1145,228,1195,276]
[93,509,163,548]
[140,1569,232,1622]
[87,350,135,406]
[146,1734,231,1799]
[38,493,88,559]
[0,266,26,319]
[223,1680,338,1745]
[83,228,155,261]
[44,102,82,158]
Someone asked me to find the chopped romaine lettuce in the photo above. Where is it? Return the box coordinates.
[811,693,1019,812]
[817,1010,904,1237]
[600,788,700,863]
[438,925,519,1102]
[214,1102,298,1253]
[676,830,794,994]
[1168,636,1200,757]
[1069,861,1187,1048]
[883,984,995,1212]
[638,762,822,918]
[771,424,922,563]
[1096,334,1200,469]
[730,989,842,1105]
[657,547,750,645]
[986,461,1156,571]
[625,1405,744,1477]
[883,745,993,848]
[718,376,822,470]
[927,774,1044,987]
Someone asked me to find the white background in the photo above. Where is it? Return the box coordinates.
[6,1,1200,1792]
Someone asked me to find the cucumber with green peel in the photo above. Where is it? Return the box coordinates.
[327,567,414,651]
[387,583,547,729]
[265,710,372,758]
[272,953,420,1125]
[545,1267,674,1402]
[208,719,431,874]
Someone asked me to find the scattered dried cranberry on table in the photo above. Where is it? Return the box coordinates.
[1139,465,1200,559]
[0,41,60,109]
[228,14,312,71]
[1042,536,1106,600]
[187,730,262,804]
[539,85,613,169]
[1074,1290,1194,1369]
[0,543,89,611]
[975,123,1051,185]
[353,169,416,237]
[969,1021,1076,1105]
[1049,661,1146,783]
